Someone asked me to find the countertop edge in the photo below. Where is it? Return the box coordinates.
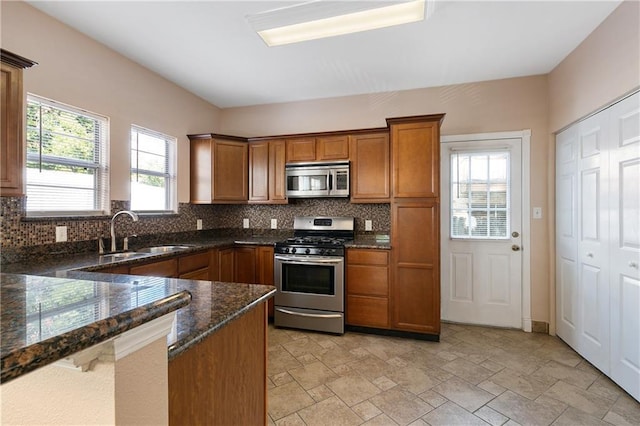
[0,289,192,384]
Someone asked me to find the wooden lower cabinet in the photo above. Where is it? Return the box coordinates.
[235,246,257,284]
[218,248,235,282]
[391,201,440,334]
[168,302,267,425]
[256,246,275,318]
[129,258,178,277]
[346,249,390,329]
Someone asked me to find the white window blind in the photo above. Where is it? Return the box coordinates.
[25,95,109,216]
[450,150,510,239]
[130,125,176,213]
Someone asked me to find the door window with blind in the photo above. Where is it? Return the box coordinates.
[130,126,176,213]
[25,95,109,216]
[450,150,510,239]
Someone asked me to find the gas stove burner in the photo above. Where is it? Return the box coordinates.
[285,236,346,245]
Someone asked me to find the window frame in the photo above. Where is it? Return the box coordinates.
[129,125,177,214]
[25,94,110,218]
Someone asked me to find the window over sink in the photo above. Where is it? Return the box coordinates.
[25,94,109,216]
[130,125,176,213]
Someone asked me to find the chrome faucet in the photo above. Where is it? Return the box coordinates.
[110,210,139,252]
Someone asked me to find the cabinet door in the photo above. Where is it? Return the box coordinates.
[286,138,316,162]
[256,246,275,318]
[391,121,440,199]
[391,201,440,334]
[189,138,213,204]
[130,258,178,278]
[213,139,248,201]
[235,246,256,284]
[269,140,287,202]
[0,63,24,196]
[316,135,349,161]
[349,133,390,202]
[219,248,235,282]
[249,141,269,202]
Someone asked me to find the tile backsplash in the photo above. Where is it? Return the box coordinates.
[1,196,389,262]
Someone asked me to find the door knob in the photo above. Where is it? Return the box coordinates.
[512,231,520,238]
[512,245,521,251]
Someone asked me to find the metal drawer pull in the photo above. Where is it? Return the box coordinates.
[276,308,342,319]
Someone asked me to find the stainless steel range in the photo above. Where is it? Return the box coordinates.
[274,216,354,334]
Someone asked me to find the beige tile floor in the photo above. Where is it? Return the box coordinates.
[267,323,640,426]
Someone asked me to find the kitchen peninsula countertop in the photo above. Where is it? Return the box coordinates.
[0,273,192,383]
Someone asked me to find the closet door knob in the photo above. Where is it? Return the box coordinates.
[630,261,639,269]
[586,252,594,258]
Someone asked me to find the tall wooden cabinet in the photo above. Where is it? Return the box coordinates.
[388,115,445,338]
[248,139,286,204]
[188,134,248,203]
[1,50,36,197]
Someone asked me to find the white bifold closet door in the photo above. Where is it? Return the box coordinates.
[556,91,640,402]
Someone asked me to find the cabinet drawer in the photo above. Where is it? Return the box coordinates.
[179,251,210,274]
[179,267,210,281]
[130,258,178,277]
[347,295,389,328]
[347,249,388,266]
[347,265,388,296]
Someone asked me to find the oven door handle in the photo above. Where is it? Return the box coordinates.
[276,307,343,319]
[274,255,343,264]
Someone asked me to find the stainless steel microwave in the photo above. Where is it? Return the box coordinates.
[285,161,349,198]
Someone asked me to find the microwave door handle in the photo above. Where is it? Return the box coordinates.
[329,173,333,190]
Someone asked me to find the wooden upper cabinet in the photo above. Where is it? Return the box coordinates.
[189,135,248,203]
[389,115,444,199]
[286,138,316,162]
[1,50,36,197]
[248,139,287,204]
[349,132,390,202]
[269,140,287,202]
[286,135,349,162]
[249,141,269,202]
[316,135,349,161]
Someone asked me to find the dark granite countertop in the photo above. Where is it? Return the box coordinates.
[63,270,275,360]
[0,230,381,379]
[0,273,192,384]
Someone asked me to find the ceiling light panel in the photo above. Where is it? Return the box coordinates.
[248,0,427,46]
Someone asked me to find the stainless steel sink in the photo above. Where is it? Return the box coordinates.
[135,245,192,254]
[99,252,148,261]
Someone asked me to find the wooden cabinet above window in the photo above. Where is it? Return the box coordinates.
[188,134,248,204]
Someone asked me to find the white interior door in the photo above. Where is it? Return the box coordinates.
[441,137,523,328]
[608,92,640,401]
[555,125,579,348]
[576,110,610,371]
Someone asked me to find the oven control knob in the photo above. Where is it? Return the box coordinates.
[319,249,326,255]
[305,248,311,254]
[284,248,290,253]
[291,248,297,254]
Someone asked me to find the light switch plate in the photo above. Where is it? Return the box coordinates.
[271,219,277,229]
[243,218,250,228]
[196,219,203,230]
[533,207,543,219]
[365,220,373,231]
[55,226,67,242]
